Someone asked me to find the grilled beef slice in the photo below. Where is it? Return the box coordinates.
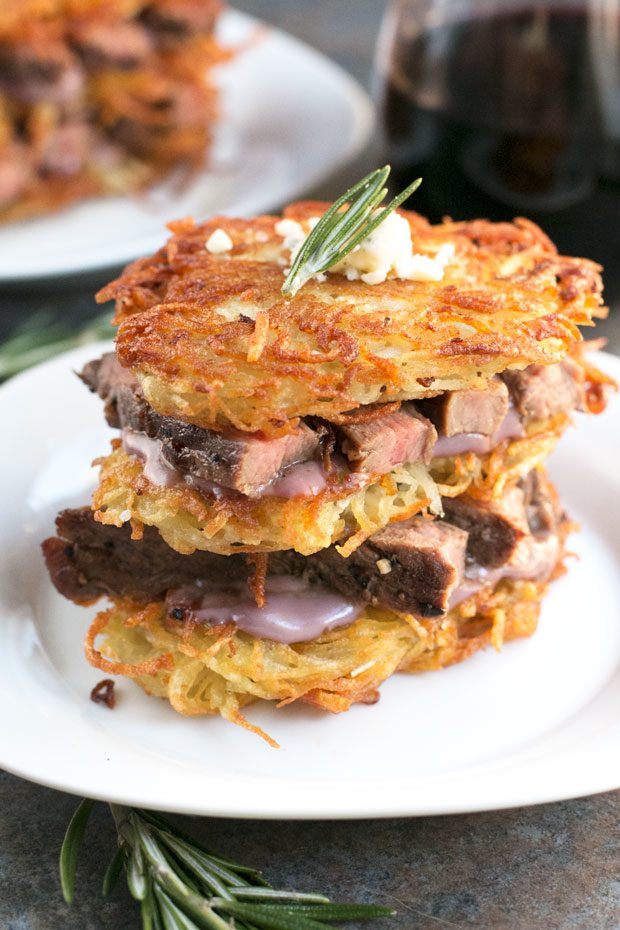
[44,472,559,621]
[42,508,244,604]
[442,486,530,569]
[502,359,585,421]
[70,21,153,70]
[81,354,319,496]
[338,405,436,473]
[417,378,509,437]
[140,0,221,41]
[81,351,585,497]
[289,519,467,617]
[0,40,84,104]
[44,508,467,618]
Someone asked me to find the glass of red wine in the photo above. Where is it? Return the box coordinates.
[375,0,620,300]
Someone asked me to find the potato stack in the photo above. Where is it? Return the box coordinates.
[0,0,225,221]
[43,197,612,744]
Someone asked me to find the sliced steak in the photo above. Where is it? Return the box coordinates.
[42,507,245,604]
[40,120,90,177]
[418,378,509,437]
[502,359,585,421]
[521,469,562,538]
[44,479,560,623]
[0,40,84,104]
[338,405,436,473]
[141,0,220,41]
[0,145,32,207]
[71,21,153,70]
[158,421,320,496]
[278,517,468,617]
[44,508,467,618]
[80,353,135,427]
[442,486,529,569]
[80,354,320,496]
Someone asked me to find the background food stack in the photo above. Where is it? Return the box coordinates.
[0,0,225,221]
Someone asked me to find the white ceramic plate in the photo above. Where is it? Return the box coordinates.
[1,344,619,818]
[0,10,374,282]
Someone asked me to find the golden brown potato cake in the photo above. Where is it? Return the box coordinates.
[86,570,558,746]
[99,204,606,435]
[92,417,565,557]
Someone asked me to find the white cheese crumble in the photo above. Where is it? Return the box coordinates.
[275,211,455,287]
[119,509,131,523]
[205,228,233,254]
[376,558,392,575]
[331,212,455,284]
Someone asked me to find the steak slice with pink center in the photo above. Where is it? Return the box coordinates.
[338,405,436,473]
[418,378,509,437]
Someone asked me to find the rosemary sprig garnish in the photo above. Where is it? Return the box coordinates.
[281,165,422,297]
[61,800,395,929]
[0,308,114,379]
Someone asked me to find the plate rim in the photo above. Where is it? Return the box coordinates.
[0,344,618,819]
[0,8,375,284]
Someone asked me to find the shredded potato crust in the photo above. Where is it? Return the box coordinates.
[92,417,566,556]
[88,570,560,746]
[99,205,607,434]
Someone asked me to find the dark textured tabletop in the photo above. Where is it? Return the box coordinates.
[1,3,619,929]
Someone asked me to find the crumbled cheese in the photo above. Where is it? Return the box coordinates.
[277,209,455,288]
[119,509,131,523]
[205,228,233,254]
[361,270,386,285]
[275,218,304,239]
[276,209,455,288]
[376,558,392,575]
[331,211,454,284]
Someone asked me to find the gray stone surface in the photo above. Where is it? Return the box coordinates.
[1,3,619,929]
[1,772,618,930]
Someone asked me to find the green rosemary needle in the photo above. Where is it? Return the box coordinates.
[60,799,395,929]
[0,308,114,380]
[281,166,422,298]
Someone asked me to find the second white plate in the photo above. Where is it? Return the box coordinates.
[0,9,374,282]
[0,345,619,818]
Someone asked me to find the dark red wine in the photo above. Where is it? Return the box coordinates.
[380,5,620,298]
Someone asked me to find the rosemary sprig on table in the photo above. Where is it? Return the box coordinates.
[281,165,422,298]
[61,800,395,929]
[0,308,114,379]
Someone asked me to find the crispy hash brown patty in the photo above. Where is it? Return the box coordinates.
[86,574,556,746]
[100,205,606,434]
[92,420,565,556]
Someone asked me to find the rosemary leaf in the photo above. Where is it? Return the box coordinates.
[154,886,203,930]
[157,832,234,900]
[281,165,422,297]
[139,811,258,886]
[212,899,332,930]
[127,841,147,902]
[59,798,95,904]
[141,871,155,930]
[0,308,114,379]
[233,888,330,904]
[242,903,396,921]
[102,846,126,897]
[61,803,395,929]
